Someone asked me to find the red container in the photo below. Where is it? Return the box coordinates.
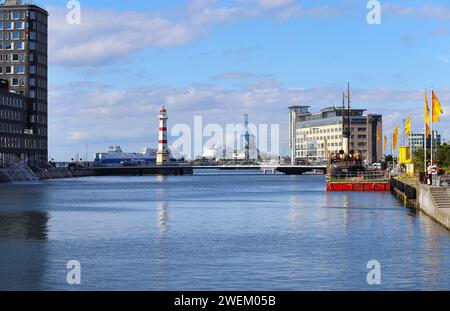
[364,183,375,192]
[342,183,354,191]
[353,183,364,191]
[374,183,385,191]
[326,184,332,192]
[331,183,343,191]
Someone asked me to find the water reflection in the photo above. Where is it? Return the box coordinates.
[157,202,169,235]
[0,211,49,290]
[420,212,450,290]
[0,212,49,240]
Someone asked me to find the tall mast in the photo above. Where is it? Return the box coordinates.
[341,90,350,156]
[347,83,351,154]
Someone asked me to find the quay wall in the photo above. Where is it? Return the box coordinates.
[93,166,193,176]
[391,178,450,230]
[0,173,9,183]
[417,185,450,229]
[38,168,94,180]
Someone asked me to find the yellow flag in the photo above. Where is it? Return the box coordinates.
[432,90,444,122]
[405,115,411,137]
[426,123,430,138]
[425,91,430,125]
[384,135,388,152]
[393,127,399,150]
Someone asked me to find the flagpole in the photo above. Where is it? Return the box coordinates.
[431,88,434,167]
[392,132,394,170]
[410,126,412,163]
[408,116,412,162]
[424,89,427,174]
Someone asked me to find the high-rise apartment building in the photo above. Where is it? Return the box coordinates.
[0,0,48,168]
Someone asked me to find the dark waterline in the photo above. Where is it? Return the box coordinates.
[0,175,449,290]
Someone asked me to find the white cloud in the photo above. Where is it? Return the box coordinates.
[48,1,344,67]
[257,0,294,10]
[190,6,253,25]
[211,71,255,80]
[384,4,450,20]
[48,7,195,66]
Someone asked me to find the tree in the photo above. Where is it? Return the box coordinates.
[412,143,450,172]
[436,143,450,169]
[384,154,394,164]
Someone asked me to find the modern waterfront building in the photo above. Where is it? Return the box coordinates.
[0,0,48,168]
[409,131,442,153]
[288,106,383,164]
[0,79,46,167]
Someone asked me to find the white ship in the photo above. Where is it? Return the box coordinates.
[202,145,219,160]
[94,146,174,165]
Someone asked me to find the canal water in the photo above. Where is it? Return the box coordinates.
[0,174,449,290]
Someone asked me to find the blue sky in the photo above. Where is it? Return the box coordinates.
[43,0,450,160]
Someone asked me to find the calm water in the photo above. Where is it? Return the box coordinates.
[0,174,449,291]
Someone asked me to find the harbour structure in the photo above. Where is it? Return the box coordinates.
[0,0,48,168]
[157,106,169,165]
[289,105,383,165]
[409,131,442,153]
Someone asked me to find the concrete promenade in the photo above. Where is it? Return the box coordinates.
[392,176,450,230]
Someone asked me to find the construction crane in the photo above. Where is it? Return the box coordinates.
[242,114,261,162]
[244,114,250,162]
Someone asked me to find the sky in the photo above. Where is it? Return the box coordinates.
[42,0,450,160]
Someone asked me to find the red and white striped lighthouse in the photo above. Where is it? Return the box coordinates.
[157,106,169,165]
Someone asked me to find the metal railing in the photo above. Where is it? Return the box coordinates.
[327,171,390,183]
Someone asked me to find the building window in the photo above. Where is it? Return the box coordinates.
[12,12,20,20]
[6,66,13,74]
[5,41,13,50]
[12,31,19,40]
[16,65,25,74]
[16,41,24,49]
[6,21,13,30]
[15,21,24,29]
[11,78,19,86]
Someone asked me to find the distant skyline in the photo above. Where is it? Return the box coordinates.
[44,0,449,160]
